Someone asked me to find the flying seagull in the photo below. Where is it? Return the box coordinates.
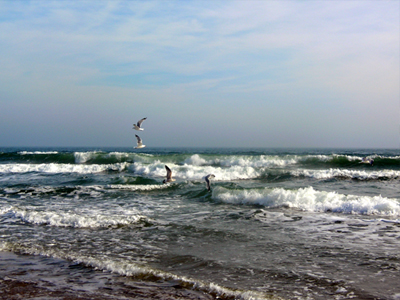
[133,117,147,131]
[163,165,175,184]
[205,174,215,191]
[134,134,146,149]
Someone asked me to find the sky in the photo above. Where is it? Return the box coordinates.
[0,1,399,148]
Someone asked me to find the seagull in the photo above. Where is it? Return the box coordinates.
[204,174,215,191]
[134,135,146,149]
[133,117,147,131]
[361,157,374,166]
[163,165,175,184]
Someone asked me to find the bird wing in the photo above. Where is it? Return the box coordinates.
[135,134,143,145]
[137,117,147,127]
[165,165,172,180]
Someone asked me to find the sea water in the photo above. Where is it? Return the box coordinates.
[0,147,399,299]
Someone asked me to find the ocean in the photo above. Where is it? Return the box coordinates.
[0,147,399,300]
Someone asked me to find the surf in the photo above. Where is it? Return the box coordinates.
[212,186,400,216]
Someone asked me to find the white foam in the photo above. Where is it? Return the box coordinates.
[292,169,400,180]
[105,184,171,191]
[184,154,208,166]
[131,161,261,181]
[18,151,59,155]
[5,208,145,228]
[212,186,400,216]
[74,151,99,164]
[0,163,129,174]
[191,154,298,168]
[0,242,276,300]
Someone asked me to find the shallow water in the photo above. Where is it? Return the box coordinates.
[1,147,399,299]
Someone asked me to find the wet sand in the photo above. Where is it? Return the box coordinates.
[0,251,216,300]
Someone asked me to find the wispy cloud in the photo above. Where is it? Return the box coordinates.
[0,1,398,147]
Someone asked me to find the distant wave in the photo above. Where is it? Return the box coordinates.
[291,169,400,180]
[2,150,400,168]
[19,151,59,155]
[0,162,129,174]
[184,154,298,168]
[212,186,400,216]
[2,151,400,181]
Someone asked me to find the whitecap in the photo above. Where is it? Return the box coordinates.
[131,162,261,181]
[18,151,59,155]
[184,154,207,166]
[292,169,400,180]
[212,186,400,216]
[7,208,145,228]
[74,151,99,164]
[0,163,129,174]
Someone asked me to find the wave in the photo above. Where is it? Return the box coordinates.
[19,151,59,155]
[105,184,172,191]
[291,169,400,180]
[0,150,137,165]
[212,186,400,216]
[184,154,298,168]
[2,161,398,183]
[131,161,262,181]
[3,149,400,167]
[0,162,129,174]
[1,206,147,228]
[2,150,400,182]
[0,243,275,300]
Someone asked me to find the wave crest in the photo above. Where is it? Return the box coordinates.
[212,186,400,216]
[0,163,129,174]
[4,208,146,228]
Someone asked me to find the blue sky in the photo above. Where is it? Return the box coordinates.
[0,1,399,148]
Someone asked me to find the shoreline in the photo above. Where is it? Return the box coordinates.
[0,251,216,300]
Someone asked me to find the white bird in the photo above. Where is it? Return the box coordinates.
[204,174,215,191]
[133,117,147,131]
[361,157,374,166]
[163,165,175,184]
[134,134,146,149]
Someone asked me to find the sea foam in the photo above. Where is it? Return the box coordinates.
[292,169,400,180]
[0,163,129,174]
[0,242,277,300]
[131,159,263,181]
[212,186,400,216]
[18,151,59,155]
[4,208,145,228]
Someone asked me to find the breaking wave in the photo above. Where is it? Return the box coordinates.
[212,186,400,216]
[1,207,147,228]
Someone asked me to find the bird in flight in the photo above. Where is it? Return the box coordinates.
[133,117,147,131]
[163,165,175,184]
[134,134,146,149]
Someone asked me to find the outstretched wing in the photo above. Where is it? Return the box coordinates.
[135,134,143,145]
[165,165,172,180]
[137,117,147,127]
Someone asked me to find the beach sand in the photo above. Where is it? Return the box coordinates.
[0,251,215,300]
